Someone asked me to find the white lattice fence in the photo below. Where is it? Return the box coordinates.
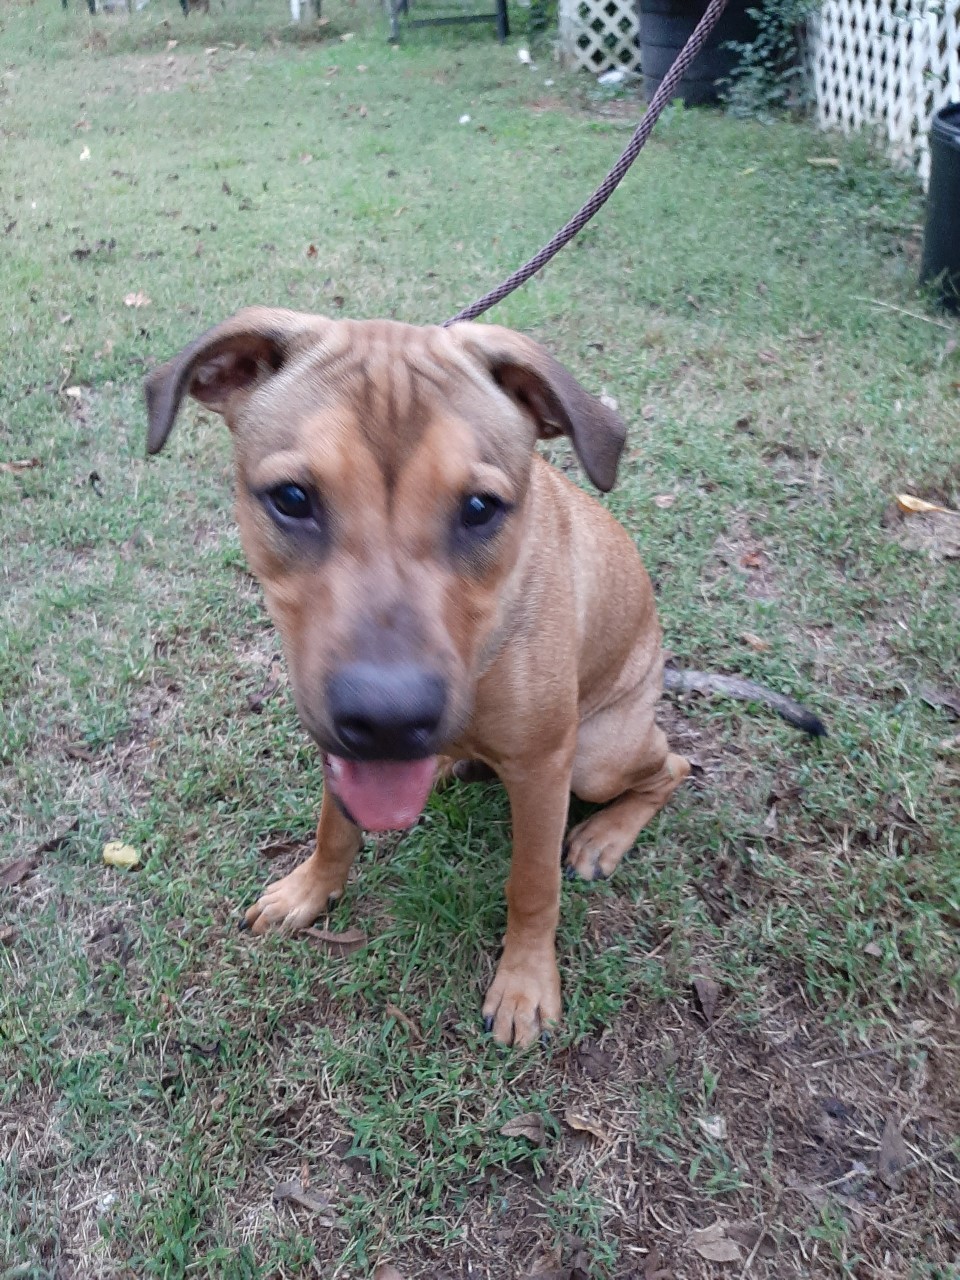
[810,0,960,186]
[558,0,639,72]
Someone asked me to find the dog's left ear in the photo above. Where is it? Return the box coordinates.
[450,323,627,492]
[144,307,325,455]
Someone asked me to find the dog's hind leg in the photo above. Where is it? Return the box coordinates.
[565,695,689,882]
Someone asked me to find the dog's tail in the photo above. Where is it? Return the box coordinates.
[664,667,827,737]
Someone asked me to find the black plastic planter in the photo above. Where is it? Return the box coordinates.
[921,103,960,311]
[637,0,758,106]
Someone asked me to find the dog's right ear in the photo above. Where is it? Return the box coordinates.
[144,307,319,455]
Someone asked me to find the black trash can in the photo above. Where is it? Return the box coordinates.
[637,0,758,106]
[921,102,960,311]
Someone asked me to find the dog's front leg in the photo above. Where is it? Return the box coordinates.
[483,740,574,1048]
[243,780,362,934]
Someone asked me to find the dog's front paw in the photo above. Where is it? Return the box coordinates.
[242,860,345,935]
[482,951,561,1048]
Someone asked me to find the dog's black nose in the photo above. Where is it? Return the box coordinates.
[327,662,446,759]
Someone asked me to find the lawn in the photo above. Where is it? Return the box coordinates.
[1,1,958,1277]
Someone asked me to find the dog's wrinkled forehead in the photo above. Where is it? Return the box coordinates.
[234,324,536,482]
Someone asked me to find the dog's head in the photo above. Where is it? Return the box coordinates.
[146,308,626,829]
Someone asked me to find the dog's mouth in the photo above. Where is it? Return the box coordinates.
[324,754,437,832]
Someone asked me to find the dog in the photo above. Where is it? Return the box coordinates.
[145,307,696,1048]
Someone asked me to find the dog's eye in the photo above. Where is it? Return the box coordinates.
[459,493,507,533]
[267,483,314,522]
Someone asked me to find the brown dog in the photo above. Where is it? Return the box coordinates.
[146,308,689,1048]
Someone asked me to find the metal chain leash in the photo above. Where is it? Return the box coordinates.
[443,0,731,326]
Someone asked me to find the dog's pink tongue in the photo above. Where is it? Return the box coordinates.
[328,756,437,831]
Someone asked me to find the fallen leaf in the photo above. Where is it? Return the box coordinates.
[103,842,141,870]
[599,392,618,412]
[385,1002,423,1042]
[688,1222,742,1263]
[570,1038,613,1080]
[653,494,676,509]
[563,1108,610,1141]
[247,659,283,712]
[726,1222,776,1257]
[0,924,15,946]
[897,493,959,517]
[740,551,764,569]
[499,1111,546,1144]
[35,818,80,853]
[79,145,91,161]
[124,291,151,308]
[272,1178,335,1219]
[919,683,960,719]
[696,1114,727,1140]
[306,243,318,258]
[878,1115,910,1186]
[863,940,882,957]
[641,403,655,419]
[303,926,367,955]
[0,857,36,888]
[373,1267,405,1280]
[64,386,83,400]
[691,974,720,1022]
[0,457,42,474]
[806,155,840,167]
[260,837,304,860]
[300,153,313,165]
[643,1245,674,1279]
[741,631,770,651]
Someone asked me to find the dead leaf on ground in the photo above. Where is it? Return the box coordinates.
[688,1221,742,1263]
[878,1114,911,1186]
[726,1221,777,1257]
[303,926,367,955]
[563,1108,610,1141]
[653,494,676,509]
[897,493,959,517]
[373,1267,405,1280]
[123,291,151,308]
[643,1245,675,1280]
[741,630,770,651]
[691,974,720,1022]
[499,1111,546,1144]
[0,857,36,889]
[0,924,16,946]
[306,243,318,258]
[570,1038,613,1080]
[919,684,960,719]
[34,818,79,854]
[807,155,840,167]
[384,1002,423,1042]
[696,1114,727,1140]
[272,1178,336,1223]
[0,457,42,474]
[103,842,141,870]
[247,658,283,712]
[259,836,304,860]
[785,1172,828,1209]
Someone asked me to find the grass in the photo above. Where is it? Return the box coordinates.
[1,1,959,1276]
